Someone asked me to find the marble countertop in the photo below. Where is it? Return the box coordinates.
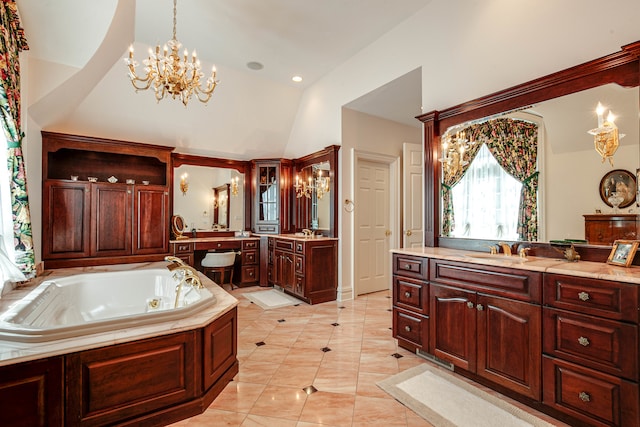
[0,262,238,367]
[262,234,339,241]
[392,247,640,285]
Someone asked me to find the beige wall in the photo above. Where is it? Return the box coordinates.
[339,108,421,300]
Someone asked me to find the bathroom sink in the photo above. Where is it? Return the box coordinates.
[465,253,528,263]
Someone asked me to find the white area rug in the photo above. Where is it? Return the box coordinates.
[377,363,557,427]
[243,289,302,310]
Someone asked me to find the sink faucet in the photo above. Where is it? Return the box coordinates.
[498,242,512,257]
[301,228,313,236]
[164,256,203,308]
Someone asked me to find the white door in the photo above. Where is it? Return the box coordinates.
[355,159,390,295]
[403,143,424,248]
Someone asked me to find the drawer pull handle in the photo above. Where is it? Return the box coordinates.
[404,326,411,332]
[578,392,591,402]
[578,291,590,301]
[476,304,484,311]
[405,264,411,269]
[467,302,474,309]
[578,336,590,347]
[404,291,411,298]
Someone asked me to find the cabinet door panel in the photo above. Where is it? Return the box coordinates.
[43,181,91,259]
[430,284,476,371]
[92,183,132,256]
[134,186,168,254]
[477,294,541,400]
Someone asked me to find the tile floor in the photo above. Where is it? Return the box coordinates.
[170,286,564,427]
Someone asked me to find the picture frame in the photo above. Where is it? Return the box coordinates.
[599,169,637,208]
[607,239,639,267]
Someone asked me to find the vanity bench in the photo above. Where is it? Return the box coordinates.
[170,236,260,287]
[392,247,640,427]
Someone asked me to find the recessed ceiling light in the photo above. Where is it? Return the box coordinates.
[292,75,303,83]
[247,61,264,71]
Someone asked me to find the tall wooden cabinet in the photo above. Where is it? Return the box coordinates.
[252,160,292,234]
[42,132,173,268]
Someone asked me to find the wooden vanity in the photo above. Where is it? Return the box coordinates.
[170,236,260,286]
[392,248,640,427]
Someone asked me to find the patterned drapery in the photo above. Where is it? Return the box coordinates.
[0,0,34,277]
[442,118,539,241]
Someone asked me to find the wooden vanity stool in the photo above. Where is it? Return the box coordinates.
[201,251,238,288]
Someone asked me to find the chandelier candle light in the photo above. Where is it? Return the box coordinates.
[125,0,219,106]
[230,177,239,196]
[589,102,624,166]
[294,170,330,199]
[439,130,475,175]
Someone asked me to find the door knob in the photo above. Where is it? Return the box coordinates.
[385,230,392,236]
[405,230,412,236]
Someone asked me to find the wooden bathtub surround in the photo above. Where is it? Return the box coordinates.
[0,263,238,427]
[392,247,640,427]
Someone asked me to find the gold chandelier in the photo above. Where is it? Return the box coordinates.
[294,169,330,199]
[588,102,624,166]
[439,130,475,175]
[124,0,219,106]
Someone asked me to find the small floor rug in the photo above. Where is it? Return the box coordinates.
[377,363,556,427]
[243,289,302,310]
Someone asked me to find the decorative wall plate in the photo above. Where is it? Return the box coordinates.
[599,169,636,208]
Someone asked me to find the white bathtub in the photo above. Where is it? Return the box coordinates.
[0,268,216,342]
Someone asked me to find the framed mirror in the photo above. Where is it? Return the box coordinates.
[418,41,640,252]
[172,153,251,234]
[171,214,187,239]
[293,146,340,237]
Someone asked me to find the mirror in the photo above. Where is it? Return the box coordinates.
[298,161,331,231]
[440,83,639,243]
[293,145,340,237]
[214,183,230,229]
[171,215,187,239]
[173,164,245,232]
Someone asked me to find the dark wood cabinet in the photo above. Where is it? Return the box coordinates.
[427,258,542,400]
[0,357,64,427]
[392,253,430,352]
[542,273,640,426]
[252,160,292,234]
[42,132,173,268]
[268,237,338,304]
[584,214,640,245]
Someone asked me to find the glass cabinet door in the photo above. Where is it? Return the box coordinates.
[258,165,279,222]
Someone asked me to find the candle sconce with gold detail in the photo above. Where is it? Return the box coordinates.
[589,102,625,166]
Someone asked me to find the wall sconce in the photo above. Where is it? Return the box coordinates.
[180,173,189,195]
[439,130,474,175]
[294,174,314,199]
[589,102,625,166]
[212,193,228,209]
[230,176,239,196]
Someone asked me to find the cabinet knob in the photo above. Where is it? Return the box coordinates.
[404,291,411,298]
[578,291,590,302]
[578,391,591,402]
[467,302,474,309]
[405,264,411,269]
[578,336,590,347]
[476,304,484,311]
[404,325,411,332]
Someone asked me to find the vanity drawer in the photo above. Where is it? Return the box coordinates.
[295,255,304,274]
[275,239,295,252]
[195,240,238,251]
[172,242,193,254]
[242,240,258,250]
[393,275,428,315]
[544,274,638,322]
[393,254,428,280]
[393,308,428,350]
[242,249,257,265]
[429,259,541,303]
[241,265,258,283]
[543,308,638,380]
[295,241,305,254]
[543,356,639,427]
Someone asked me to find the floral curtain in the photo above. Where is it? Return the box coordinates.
[462,118,539,241]
[0,0,34,277]
[441,137,483,236]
